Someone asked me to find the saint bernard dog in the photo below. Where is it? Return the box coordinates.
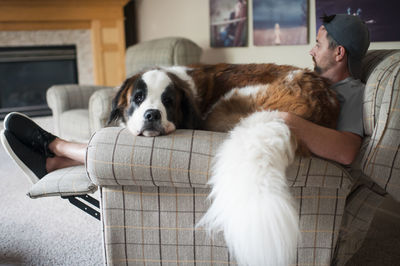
[108,63,339,266]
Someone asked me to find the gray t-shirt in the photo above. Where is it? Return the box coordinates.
[331,77,365,137]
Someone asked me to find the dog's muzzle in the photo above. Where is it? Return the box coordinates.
[140,109,165,137]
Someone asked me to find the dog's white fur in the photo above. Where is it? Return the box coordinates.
[197,111,300,266]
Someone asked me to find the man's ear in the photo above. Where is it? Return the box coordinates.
[336,46,347,62]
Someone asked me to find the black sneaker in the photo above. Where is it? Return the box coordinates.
[4,112,56,158]
[1,129,47,183]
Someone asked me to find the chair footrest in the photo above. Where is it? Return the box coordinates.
[27,165,97,199]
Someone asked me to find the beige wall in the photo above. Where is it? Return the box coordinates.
[135,0,400,69]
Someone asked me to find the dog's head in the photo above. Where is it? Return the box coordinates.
[108,69,201,137]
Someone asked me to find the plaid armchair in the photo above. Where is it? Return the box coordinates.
[82,50,400,265]
[29,50,399,265]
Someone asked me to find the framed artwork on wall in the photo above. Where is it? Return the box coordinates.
[210,0,248,47]
[316,0,400,42]
[253,0,308,46]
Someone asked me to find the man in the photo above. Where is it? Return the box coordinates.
[280,14,369,165]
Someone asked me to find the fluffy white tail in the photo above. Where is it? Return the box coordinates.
[197,111,300,266]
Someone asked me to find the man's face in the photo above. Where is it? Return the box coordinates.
[309,26,336,75]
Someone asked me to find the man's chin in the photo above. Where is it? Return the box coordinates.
[314,66,322,75]
[312,58,322,74]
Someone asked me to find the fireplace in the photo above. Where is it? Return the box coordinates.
[0,45,78,119]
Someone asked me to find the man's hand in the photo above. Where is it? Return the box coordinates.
[279,112,362,165]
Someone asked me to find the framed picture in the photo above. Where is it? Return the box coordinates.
[210,0,248,47]
[316,0,400,42]
[253,0,308,46]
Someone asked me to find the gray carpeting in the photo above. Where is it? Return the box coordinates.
[0,155,103,265]
[0,117,399,265]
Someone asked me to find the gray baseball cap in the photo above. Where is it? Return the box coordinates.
[323,14,370,79]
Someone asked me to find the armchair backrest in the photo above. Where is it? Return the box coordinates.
[361,50,399,136]
[358,49,400,200]
[125,37,203,77]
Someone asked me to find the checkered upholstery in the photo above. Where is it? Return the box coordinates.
[332,180,386,265]
[359,50,400,201]
[85,50,400,265]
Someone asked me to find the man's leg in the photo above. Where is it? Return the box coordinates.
[48,138,86,163]
[46,138,86,172]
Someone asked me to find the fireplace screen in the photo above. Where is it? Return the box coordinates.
[0,45,78,119]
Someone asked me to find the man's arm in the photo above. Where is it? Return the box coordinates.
[280,112,362,165]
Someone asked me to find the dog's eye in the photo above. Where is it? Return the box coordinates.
[133,91,144,104]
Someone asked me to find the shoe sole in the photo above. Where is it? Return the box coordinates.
[1,129,40,184]
[3,111,56,158]
[3,111,33,130]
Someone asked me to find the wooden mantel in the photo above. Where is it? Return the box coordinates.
[0,0,129,86]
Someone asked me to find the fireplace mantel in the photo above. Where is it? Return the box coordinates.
[0,0,129,86]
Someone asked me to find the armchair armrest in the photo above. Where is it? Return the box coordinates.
[86,127,352,191]
[46,84,112,136]
[86,127,227,188]
[88,87,118,133]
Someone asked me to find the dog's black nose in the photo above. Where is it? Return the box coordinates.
[144,109,161,122]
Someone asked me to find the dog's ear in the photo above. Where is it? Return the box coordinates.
[166,72,202,129]
[180,90,202,129]
[167,72,202,129]
[107,75,138,125]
